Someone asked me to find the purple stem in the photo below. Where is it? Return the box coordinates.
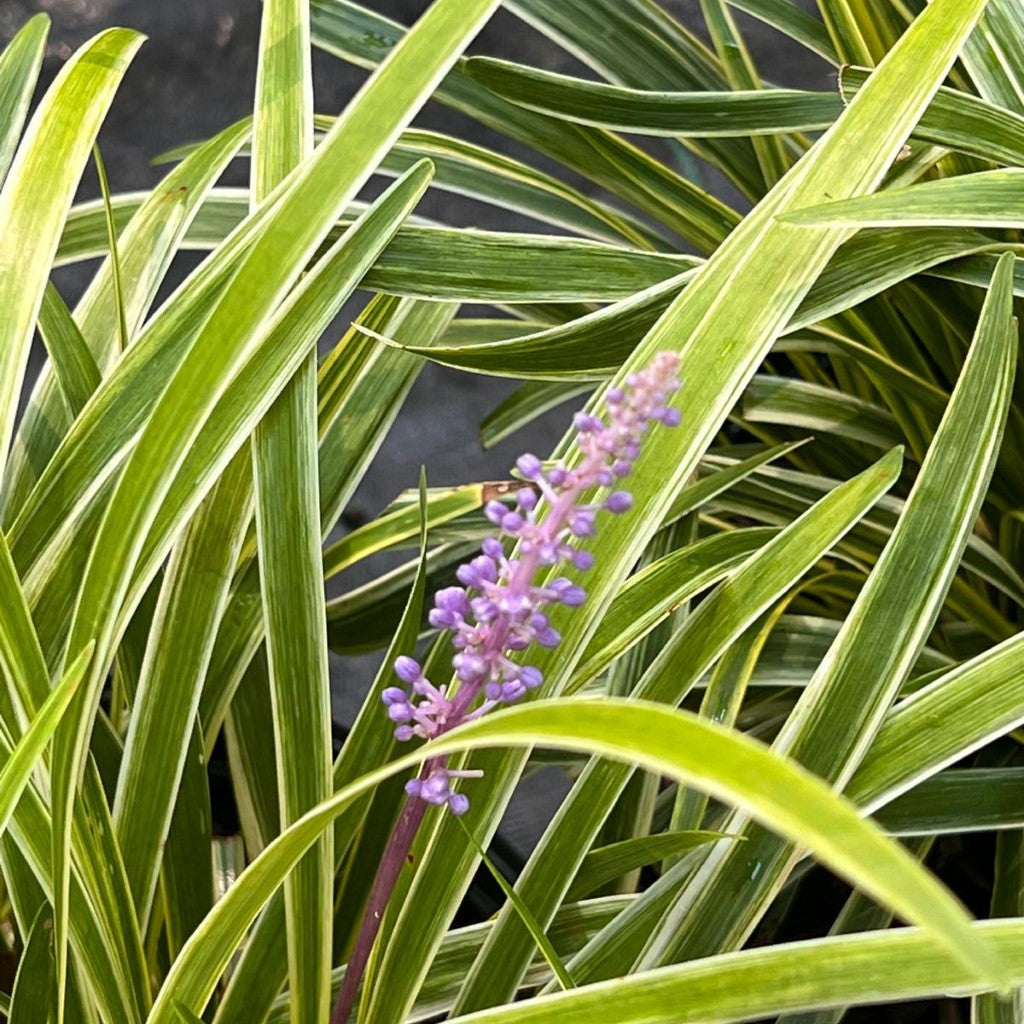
[331,664,492,1024]
[330,781,427,1024]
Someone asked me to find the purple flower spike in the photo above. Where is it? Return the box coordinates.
[386,351,681,814]
[333,351,682,1024]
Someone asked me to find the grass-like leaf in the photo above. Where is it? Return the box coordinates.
[0,14,48,186]
[466,58,841,137]
[248,2,333,1019]
[148,697,1009,1023]
[0,27,142,489]
[785,168,1024,227]
[637,252,1016,967]
[0,644,92,837]
[567,831,738,900]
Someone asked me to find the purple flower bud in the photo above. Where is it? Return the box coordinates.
[453,653,487,683]
[573,412,604,434]
[549,578,586,606]
[571,549,595,571]
[660,407,681,427]
[470,596,498,622]
[501,680,527,702]
[388,703,413,723]
[546,466,567,487]
[436,587,469,615]
[394,725,415,741]
[484,500,507,525]
[421,772,451,804]
[569,509,596,537]
[606,387,624,405]
[485,680,502,700]
[596,469,614,487]
[457,556,498,588]
[382,687,407,705]
[501,511,524,533]
[520,666,543,689]
[429,608,458,629]
[516,453,542,479]
[535,625,561,648]
[538,541,560,564]
[605,491,633,514]
[449,792,470,815]
[516,488,537,511]
[612,459,632,478]
[482,536,504,559]
[394,656,421,685]
[405,779,423,798]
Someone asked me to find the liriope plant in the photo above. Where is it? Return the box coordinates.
[0,0,1021,1022]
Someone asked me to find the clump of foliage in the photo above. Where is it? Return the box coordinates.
[0,0,1022,1022]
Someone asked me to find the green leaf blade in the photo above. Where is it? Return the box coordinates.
[248,1,333,1021]
[639,252,1017,967]
[0,14,48,185]
[149,698,1009,1022]
[0,26,143,483]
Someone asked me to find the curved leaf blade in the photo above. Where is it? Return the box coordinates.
[0,14,48,185]
[465,57,841,137]
[639,252,1017,966]
[0,27,143,482]
[149,698,1007,1022]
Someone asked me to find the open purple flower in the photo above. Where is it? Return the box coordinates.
[383,350,682,813]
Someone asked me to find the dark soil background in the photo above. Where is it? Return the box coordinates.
[2,4,978,1019]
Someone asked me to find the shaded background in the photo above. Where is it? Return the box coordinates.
[2,0,832,864]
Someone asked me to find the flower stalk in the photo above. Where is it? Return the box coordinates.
[330,352,681,1023]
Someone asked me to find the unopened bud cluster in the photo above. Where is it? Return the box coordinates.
[383,351,682,813]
